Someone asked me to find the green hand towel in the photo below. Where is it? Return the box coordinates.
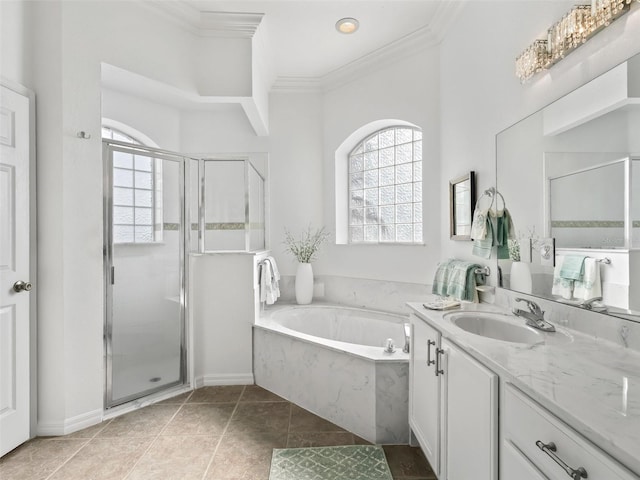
[559,255,586,280]
[432,259,480,302]
[472,216,494,259]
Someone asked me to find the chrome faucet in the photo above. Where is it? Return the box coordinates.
[579,296,606,311]
[512,298,556,332]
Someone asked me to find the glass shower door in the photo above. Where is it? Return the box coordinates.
[104,143,186,407]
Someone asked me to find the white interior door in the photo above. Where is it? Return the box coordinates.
[0,85,31,457]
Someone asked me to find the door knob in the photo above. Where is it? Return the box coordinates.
[13,281,32,293]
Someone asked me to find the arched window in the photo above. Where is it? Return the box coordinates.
[348,126,422,243]
[102,126,162,244]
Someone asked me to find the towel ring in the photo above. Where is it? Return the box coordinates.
[474,187,506,213]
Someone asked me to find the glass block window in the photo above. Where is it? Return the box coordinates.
[348,127,423,243]
[102,127,162,244]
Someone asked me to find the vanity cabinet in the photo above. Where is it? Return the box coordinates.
[409,314,441,475]
[409,314,498,480]
[503,384,637,480]
[442,338,498,480]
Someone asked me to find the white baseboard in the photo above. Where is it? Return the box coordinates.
[37,408,103,437]
[195,373,254,388]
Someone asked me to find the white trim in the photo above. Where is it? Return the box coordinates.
[101,118,159,149]
[36,409,103,437]
[194,374,255,388]
[141,3,263,38]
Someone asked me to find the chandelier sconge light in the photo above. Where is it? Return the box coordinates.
[516,0,639,83]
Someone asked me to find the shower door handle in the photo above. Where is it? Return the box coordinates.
[111,266,115,285]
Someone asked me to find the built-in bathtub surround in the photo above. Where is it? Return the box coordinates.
[253,304,410,444]
[494,288,640,352]
[275,275,432,314]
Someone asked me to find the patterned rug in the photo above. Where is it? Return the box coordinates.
[269,445,393,480]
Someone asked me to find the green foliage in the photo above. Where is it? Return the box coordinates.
[283,226,330,263]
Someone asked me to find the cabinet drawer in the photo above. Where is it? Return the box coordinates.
[503,440,547,480]
[504,384,636,480]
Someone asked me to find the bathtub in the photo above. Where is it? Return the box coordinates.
[253,304,410,444]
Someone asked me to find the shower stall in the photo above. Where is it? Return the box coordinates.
[103,142,266,409]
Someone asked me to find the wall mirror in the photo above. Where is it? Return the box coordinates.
[449,171,475,240]
[496,52,640,323]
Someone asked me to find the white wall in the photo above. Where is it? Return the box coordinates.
[319,48,442,284]
[440,1,640,278]
[267,92,325,273]
[101,88,181,151]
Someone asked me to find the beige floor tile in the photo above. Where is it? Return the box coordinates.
[155,391,193,405]
[97,405,180,438]
[188,386,244,404]
[161,404,236,436]
[127,435,220,480]
[382,445,435,479]
[239,385,287,403]
[204,431,286,480]
[0,438,87,480]
[61,420,113,440]
[286,431,355,448]
[288,404,346,432]
[48,437,152,480]
[227,402,291,434]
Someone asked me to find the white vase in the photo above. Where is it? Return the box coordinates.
[510,261,532,294]
[295,262,314,305]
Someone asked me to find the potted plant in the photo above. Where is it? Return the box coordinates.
[284,226,329,304]
[509,237,532,293]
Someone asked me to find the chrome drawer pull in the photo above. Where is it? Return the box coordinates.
[435,348,444,376]
[427,340,436,366]
[536,440,588,479]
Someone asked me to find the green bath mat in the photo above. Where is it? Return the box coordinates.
[269,445,393,480]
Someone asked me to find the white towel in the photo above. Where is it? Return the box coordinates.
[573,258,602,301]
[551,255,574,300]
[260,257,280,305]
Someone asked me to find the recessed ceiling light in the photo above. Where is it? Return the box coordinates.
[336,17,359,34]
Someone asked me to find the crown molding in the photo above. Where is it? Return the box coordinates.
[199,11,264,38]
[429,0,465,43]
[142,1,263,38]
[271,2,463,93]
[270,76,323,94]
[271,24,439,93]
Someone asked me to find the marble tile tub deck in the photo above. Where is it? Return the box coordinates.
[0,385,435,480]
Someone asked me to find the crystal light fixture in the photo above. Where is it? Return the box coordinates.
[516,0,639,83]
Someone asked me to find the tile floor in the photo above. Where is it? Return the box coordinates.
[0,385,435,480]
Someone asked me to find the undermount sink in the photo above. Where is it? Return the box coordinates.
[446,312,544,344]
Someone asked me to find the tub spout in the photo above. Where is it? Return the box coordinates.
[403,323,411,353]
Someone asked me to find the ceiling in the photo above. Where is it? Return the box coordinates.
[182,1,460,79]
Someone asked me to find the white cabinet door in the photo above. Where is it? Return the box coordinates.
[0,85,31,457]
[442,338,498,480]
[409,314,441,476]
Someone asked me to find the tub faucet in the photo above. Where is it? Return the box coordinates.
[403,323,411,353]
[512,298,556,332]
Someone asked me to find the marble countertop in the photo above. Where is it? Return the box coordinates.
[408,299,640,476]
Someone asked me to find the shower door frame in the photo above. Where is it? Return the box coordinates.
[102,140,194,409]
